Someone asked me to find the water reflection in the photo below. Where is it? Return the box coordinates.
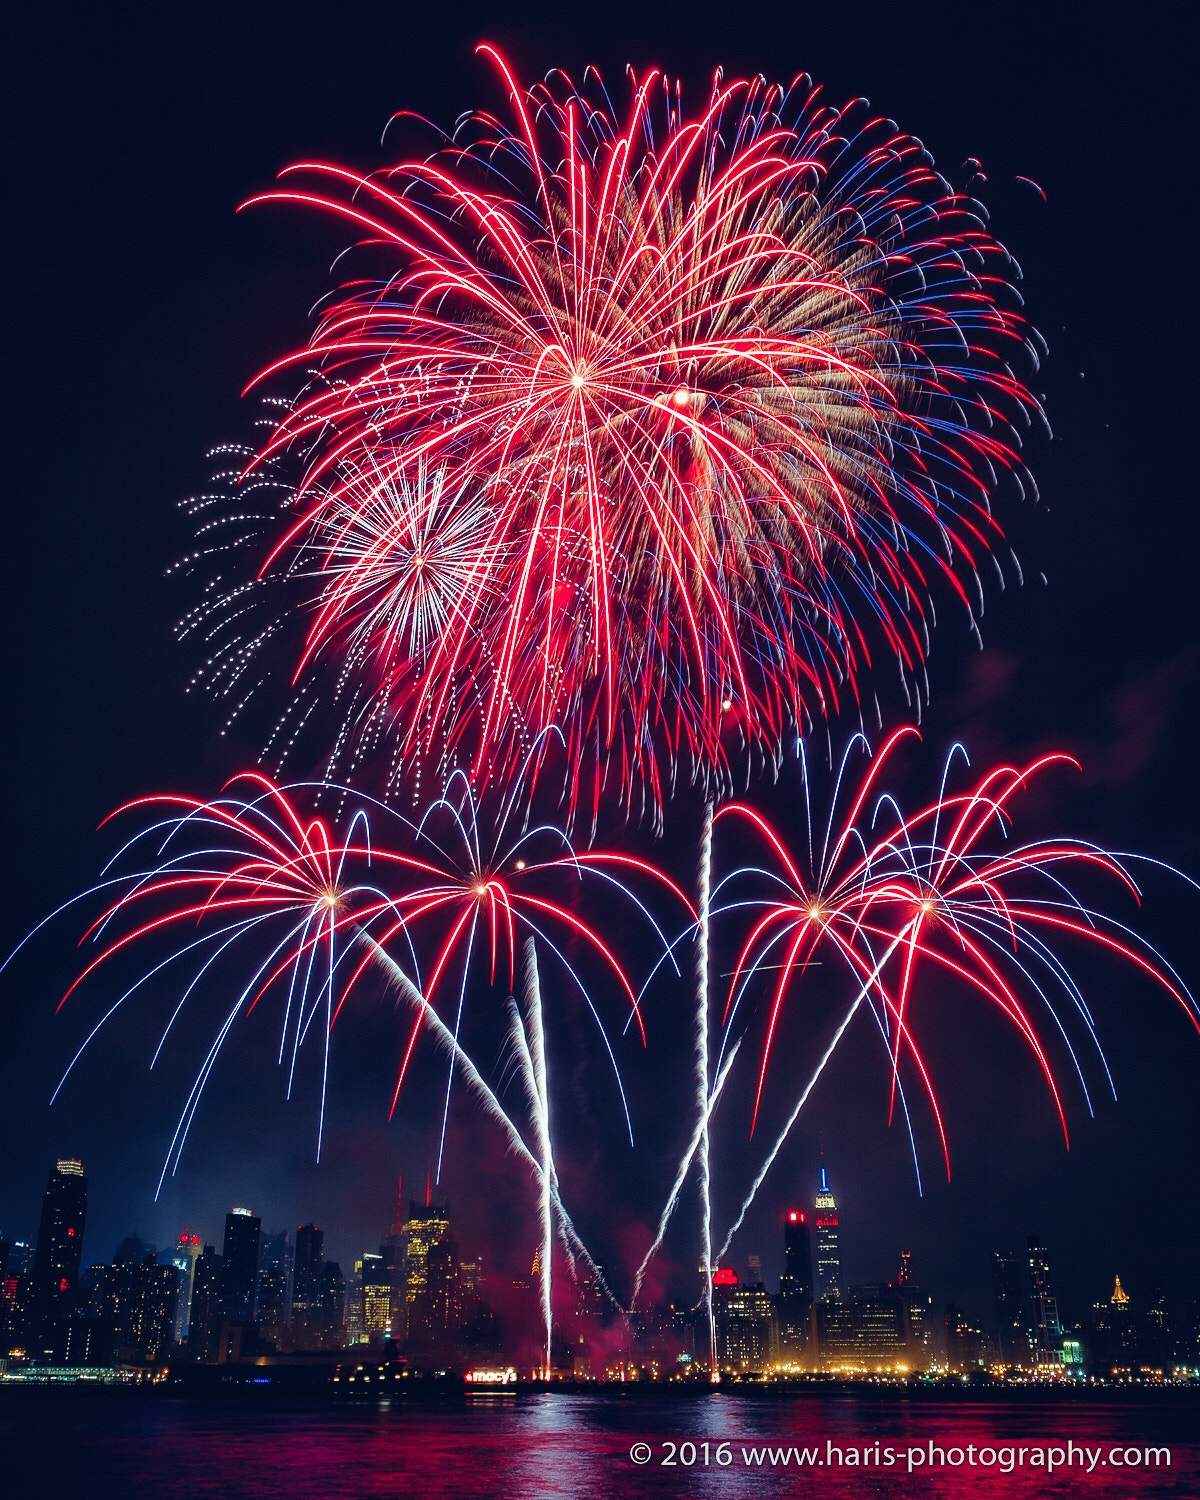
[0,1391,1194,1498]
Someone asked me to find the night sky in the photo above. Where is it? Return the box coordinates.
[2,1,1197,1334]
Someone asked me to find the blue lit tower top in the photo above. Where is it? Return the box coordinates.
[814,1166,841,1303]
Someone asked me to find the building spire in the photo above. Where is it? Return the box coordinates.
[1111,1274,1130,1307]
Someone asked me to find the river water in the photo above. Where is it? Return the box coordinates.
[1,1389,1196,1497]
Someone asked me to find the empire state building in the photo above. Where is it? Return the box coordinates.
[814,1166,842,1302]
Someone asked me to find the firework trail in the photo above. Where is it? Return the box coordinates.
[629,1036,740,1308]
[711,733,1200,1251]
[360,769,690,1177]
[694,801,718,1380]
[716,925,912,1262]
[220,51,1041,821]
[47,773,408,1180]
[370,933,620,1311]
[48,774,686,1209]
[507,939,554,1377]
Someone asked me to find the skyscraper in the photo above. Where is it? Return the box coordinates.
[1027,1235,1062,1367]
[29,1158,88,1352]
[293,1225,324,1310]
[358,1252,392,1343]
[220,1207,261,1325]
[814,1167,841,1303]
[187,1244,222,1361]
[992,1249,1031,1365]
[167,1233,202,1343]
[778,1210,814,1350]
[291,1224,325,1347]
[403,1199,450,1347]
[257,1231,293,1337]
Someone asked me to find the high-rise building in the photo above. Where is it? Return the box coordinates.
[992,1249,1031,1366]
[317,1260,346,1348]
[220,1207,261,1325]
[29,1158,88,1353]
[892,1255,933,1367]
[944,1303,986,1371]
[1027,1236,1062,1367]
[1090,1275,1138,1376]
[778,1210,814,1351]
[403,1199,450,1346]
[257,1231,293,1337]
[187,1244,222,1361]
[812,1288,913,1372]
[359,1252,392,1342]
[290,1224,327,1348]
[427,1234,461,1347]
[293,1225,324,1311]
[713,1270,777,1373]
[814,1167,841,1303]
[167,1233,202,1343]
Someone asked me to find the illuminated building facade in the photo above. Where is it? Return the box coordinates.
[1089,1275,1138,1375]
[402,1199,450,1346]
[812,1289,912,1371]
[814,1167,841,1303]
[167,1233,202,1342]
[351,1251,392,1345]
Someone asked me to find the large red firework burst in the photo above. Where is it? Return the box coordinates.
[225,51,1041,821]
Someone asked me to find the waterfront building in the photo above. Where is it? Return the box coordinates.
[1089,1275,1138,1376]
[811,1288,912,1372]
[402,1198,450,1346]
[944,1303,987,1371]
[353,1251,392,1344]
[166,1233,202,1342]
[713,1271,777,1373]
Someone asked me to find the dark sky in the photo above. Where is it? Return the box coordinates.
[2,1,1197,1331]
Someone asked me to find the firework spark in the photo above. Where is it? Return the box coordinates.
[710,732,1200,1250]
[222,52,1041,819]
[49,772,687,1191]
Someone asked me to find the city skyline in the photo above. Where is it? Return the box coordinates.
[5,1151,1195,1375]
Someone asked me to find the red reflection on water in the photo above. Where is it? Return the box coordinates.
[0,1393,1195,1498]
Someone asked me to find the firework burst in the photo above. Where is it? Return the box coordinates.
[710,731,1200,1253]
[47,771,688,1187]
[218,52,1041,820]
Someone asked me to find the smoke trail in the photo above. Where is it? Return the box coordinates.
[695,802,718,1381]
[629,1039,741,1307]
[521,940,554,1378]
[361,932,623,1313]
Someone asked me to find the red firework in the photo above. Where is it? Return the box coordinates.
[717,731,1200,1166]
[229,51,1041,819]
[53,773,689,1175]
